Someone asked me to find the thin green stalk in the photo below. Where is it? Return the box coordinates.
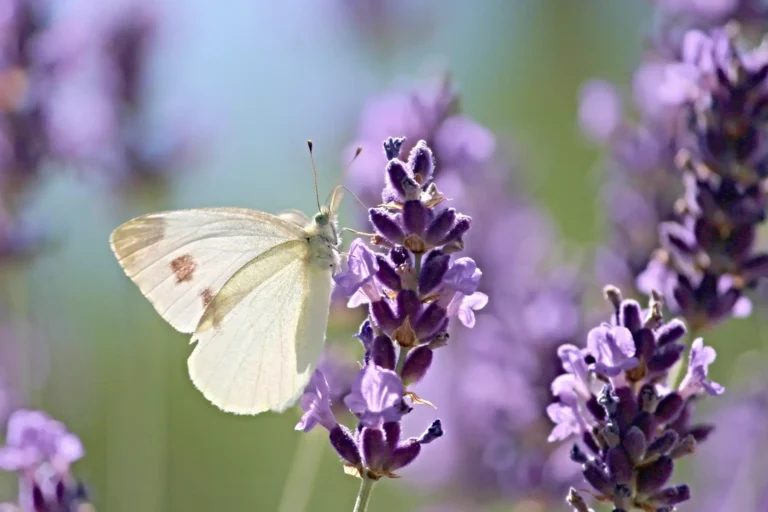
[352,476,375,512]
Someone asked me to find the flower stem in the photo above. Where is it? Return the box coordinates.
[276,429,325,512]
[352,476,375,512]
[669,329,698,391]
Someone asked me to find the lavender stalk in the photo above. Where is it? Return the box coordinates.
[294,136,486,511]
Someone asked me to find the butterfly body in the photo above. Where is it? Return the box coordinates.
[110,189,343,415]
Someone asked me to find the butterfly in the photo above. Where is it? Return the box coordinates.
[109,141,353,415]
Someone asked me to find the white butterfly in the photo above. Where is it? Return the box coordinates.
[109,146,347,415]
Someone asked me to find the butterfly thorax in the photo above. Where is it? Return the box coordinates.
[305,208,340,272]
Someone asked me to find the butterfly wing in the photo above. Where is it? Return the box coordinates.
[188,239,333,414]
[109,208,305,333]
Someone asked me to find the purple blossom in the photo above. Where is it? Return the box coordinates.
[548,287,720,510]
[334,239,381,306]
[295,370,337,432]
[344,364,405,427]
[679,338,724,398]
[0,410,83,473]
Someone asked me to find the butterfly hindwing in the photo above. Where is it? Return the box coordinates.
[188,240,334,414]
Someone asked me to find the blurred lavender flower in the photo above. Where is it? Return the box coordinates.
[36,0,197,194]
[549,286,720,510]
[297,137,485,508]
[0,409,93,511]
[635,27,768,330]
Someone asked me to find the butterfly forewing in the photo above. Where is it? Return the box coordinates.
[109,208,305,333]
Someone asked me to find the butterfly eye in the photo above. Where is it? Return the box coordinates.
[314,212,329,226]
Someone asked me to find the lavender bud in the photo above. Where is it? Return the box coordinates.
[646,430,679,459]
[634,328,656,363]
[647,343,685,372]
[601,421,621,448]
[633,411,657,441]
[383,136,405,160]
[655,393,684,423]
[582,461,613,494]
[425,208,457,245]
[649,485,691,506]
[656,320,687,346]
[386,440,421,471]
[619,300,642,332]
[375,255,402,291]
[418,251,450,296]
[329,424,361,467]
[613,483,632,510]
[408,140,434,183]
[622,426,647,464]
[688,424,715,442]
[354,320,375,356]
[361,427,387,471]
[670,434,696,459]
[606,446,633,484]
[636,456,673,494]
[383,421,401,456]
[371,335,396,370]
[639,384,659,413]
[370,300,398,334]
[403,200,430,236]
[370,208,405,244]
[439,215,471,245]
[414,302,447,339]
[396,289,422,322]
[401,346,433,386]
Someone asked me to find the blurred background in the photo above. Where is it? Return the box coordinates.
[1,0,767,511]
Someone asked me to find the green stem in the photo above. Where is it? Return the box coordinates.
[395,347,409,375]
[352,477,375,512]
[669,329,699,391]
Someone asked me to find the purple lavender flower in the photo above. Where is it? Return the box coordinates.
[548,286,720,510]
[634,27,768,330]
[0,409,92,511]
[297,138,482,510]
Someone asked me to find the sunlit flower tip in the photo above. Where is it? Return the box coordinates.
[383,159,411,202]
[369,208,405,244]
[375,255,401,291]
[656,319,686,346]
[424,208,457,245]
[371,335,396,370]
[295,369,337,432]
[401,346,433,386]
[329,424,362,467]
[566,488,593,512]
[636,455,673,494]
[344,364,405,427]
[383,136,406,161]
[334,239,381,306]
[407,140,435,184]
[402,200,430,236]
[418,251,450,296]
[649,485,691,507]
[678,338,724,397]
[0,410,84,472]
[439,215,471,246]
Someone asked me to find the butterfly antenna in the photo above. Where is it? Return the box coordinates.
[307,140,321,212]
[325,146,363,205]
[340,186,369,212]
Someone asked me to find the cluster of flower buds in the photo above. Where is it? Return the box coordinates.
[638,27,768,330]
[548,286,722,511]
[295,137,486,483]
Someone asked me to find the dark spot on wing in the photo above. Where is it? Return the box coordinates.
[201,288,215,308]
[170,254,197,283]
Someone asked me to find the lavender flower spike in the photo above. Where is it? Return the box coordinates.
[548,286,721,510]
[0,409,93,511]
